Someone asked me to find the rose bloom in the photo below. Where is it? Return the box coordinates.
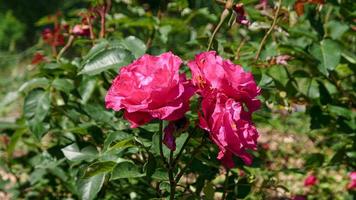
[304,175,317,186]
[105,52,195,128]
[347,171,356,190]
[188,51,261,167]
[199,91,259,167]
[188,51,261,113]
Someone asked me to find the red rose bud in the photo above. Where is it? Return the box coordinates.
[233,3,250,26]
[163,122,176,151]
[72,24,90,37]
[304,175,317,186]
[31,52,46,65]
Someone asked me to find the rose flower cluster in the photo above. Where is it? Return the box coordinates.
[105,51,261,168]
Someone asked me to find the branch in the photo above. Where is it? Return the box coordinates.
[207,9,230,51]
[168,150,176,200]
[57,35,75,62]
[254,0,282,61]
[174,141,205,184]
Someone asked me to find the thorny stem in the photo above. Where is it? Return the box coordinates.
[222,169,230,200]
[168,150,176,200]
[254,0,282,61]
[51,45,57,57]
[174,140,205,184]
[235,37,246,60]
[99,0,112,38]
[87,15,95,41]
[157,121,177,199]
[323,5,333,38]
[215,0,226,4]
[160,124,198,199]
[100,12,106,38]
[207,8,230,51]
[57,35,74,62]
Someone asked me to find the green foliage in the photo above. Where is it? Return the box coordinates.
[0,11,25,50]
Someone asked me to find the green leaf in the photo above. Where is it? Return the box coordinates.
[103,131,132,150]
[52,78,74,94]
[121,36,147,58]
[295,78,320,99]
[78,173,105,200]
[61,143,98,162]
[0,121,20,130]
[310,39,341,75]
[18,78,49,94]
[82,40,110,61]
[328,105,352,119]
[84,161,116,178]
[144,154,156,177]
[0,91,19,111]
[109,138,134,150]
[158,25,172,44]
[29,122,50,140]
[341,50,356,64]
[151,169,169,181]
[7,127,27,157]
[83,104,114,124]
[203,182,215,200]
[326,20,349,40]
[24,89,50,122]
[159,182,171,193]
[78,77,96,104]
[307,79,320,99]
[267,66,289,87]
[173,133,189,157]
[236,178,251,198]
[110,161,145,180]
[305,153,325,168]
[23,89,51,139]
[79,41,134,75]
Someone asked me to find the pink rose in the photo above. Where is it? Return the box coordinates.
[304,175,317,187]
[199,91,259,168]
[105,52,195,128]
[347,171,356,190]
[188,51,261,113]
